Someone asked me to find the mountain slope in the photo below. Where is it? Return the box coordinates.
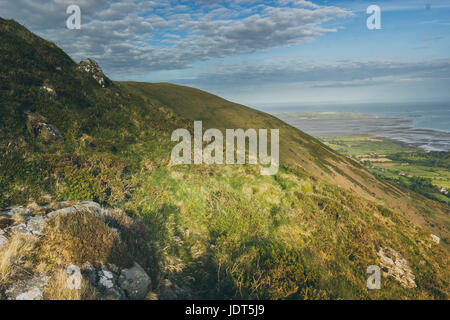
[0,18,449,299]
[120,82,450,237]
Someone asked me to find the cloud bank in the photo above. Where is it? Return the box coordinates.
[0,0,352,75]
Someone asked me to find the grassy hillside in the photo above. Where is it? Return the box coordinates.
[0,18,449,299]
[120,82,450,238]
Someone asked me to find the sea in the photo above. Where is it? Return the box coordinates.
[259,102,450,152]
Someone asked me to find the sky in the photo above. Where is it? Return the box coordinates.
[1,0,450,107]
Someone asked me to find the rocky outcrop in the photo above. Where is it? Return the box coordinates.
[78,59,111,88]
[431,234,440,244]
[5,275,49,300]
[118,262,152,299]
[0,201,155,300]
[377,247,416,289]
[25,111,63,143]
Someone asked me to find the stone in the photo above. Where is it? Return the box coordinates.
[377,247,416,288]
[25,111,62,142]
[55,201,75,209]
[104,287,124,299]
[78,59,110,88]
[97,267,124,299]
[47,201,101,218]
[16,287,43,300]
[10,223,32,236]
[8,215,47,236]
[1,206,33,218]
[5,275,49,300]
[80,201,101,211]
[81,262,97,284]
[98,269,115,289]
[26,215,47,236]
[118,262,151,300]
[431,234,440,244]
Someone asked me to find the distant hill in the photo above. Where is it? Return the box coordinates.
[0,18,448,300]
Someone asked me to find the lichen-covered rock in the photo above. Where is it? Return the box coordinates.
[47,201,101,218]
[98,268,115,289]
[78,58,111,88]
[0,201,157,300]
[118,262,151,300]
[26,215,47,236]
[5,275,49,300]
[377,247,416,288]
[1,206,34,218]
[9,223,33,236]
[431,234,440,244]
[25,111,62,142]
[97,267,124,299]
[9,215,47,236]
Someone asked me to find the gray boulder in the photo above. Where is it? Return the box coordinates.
[9,215,48,236]
[78,59,111,88]
[9,223,32,236]
[5,275,49,300]
[97,267,124,299]
[118,263,151,300]
[47,202,101,218]
[26,215,47,236]
[1,206,34,218]
[25,111,63,142]
[377,247,416,288]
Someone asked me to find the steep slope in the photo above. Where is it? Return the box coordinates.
[121,82,450,237]
[0,18,449,300]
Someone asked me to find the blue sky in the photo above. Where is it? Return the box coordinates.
[1,0,449,106]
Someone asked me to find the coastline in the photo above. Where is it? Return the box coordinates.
[272,111,450,152]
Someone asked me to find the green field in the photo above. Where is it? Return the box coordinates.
[322,136,450,204]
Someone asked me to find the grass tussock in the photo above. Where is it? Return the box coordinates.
[39,209,132,268]
[0,234,38,289]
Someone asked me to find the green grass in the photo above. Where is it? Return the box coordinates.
[119,164,450,299]
[322,136,414,158]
